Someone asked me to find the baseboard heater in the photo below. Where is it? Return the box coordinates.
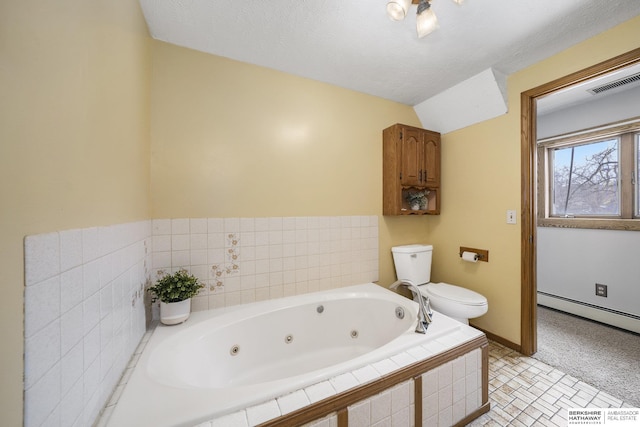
[537,291,640,334]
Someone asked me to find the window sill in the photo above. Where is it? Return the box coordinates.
[538,218,640,231]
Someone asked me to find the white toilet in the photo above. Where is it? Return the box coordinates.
[391,244,488,324]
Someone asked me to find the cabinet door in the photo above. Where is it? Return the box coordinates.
[422,132,440,187]
[400,126,423,186]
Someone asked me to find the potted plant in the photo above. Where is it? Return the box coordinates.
[406,190,429,210]
[147,269,204,325]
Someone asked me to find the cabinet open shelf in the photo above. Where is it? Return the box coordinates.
[400,187,439,215]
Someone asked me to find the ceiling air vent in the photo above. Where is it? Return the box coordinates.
[588,72,640,95]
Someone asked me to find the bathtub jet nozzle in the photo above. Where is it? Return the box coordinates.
[390,280,433,334]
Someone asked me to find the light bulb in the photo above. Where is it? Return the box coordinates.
[416,1,438,38]
[386,0,412,21]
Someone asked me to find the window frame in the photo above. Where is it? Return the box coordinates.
[537,116,640,231]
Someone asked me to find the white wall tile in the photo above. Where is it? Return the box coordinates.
[172,234,190,251]
[391,381,412,414]
[60,229,83,272]
[246,399,280,425]
[390,352,416,368]
[349,400,371,427]
[60,266,83,314]
[207,218,223,233]
[255,217,269,231]
[372,359,399,376]
[60,304,83,355]
[24,362,61,427]
[224,217,240,232]
[453,378,466,403]
[24,276,60,338]
[277,390,310,415]
[152,219,171,235]
[83,260,101,299]
[438,406,453,427]
[190,218,208,234]
[422,393,438,420]
[211,411,248,427]
[438,384,452,412]
[452,398,466,424]
[26,216,381,427]
[370,389,392,423]
[25,232,60,286]
[61,341,83,396]
[329,373,359,393]
[83,292,100,335]
[465,390,479,416]
[352,365,381,385]
[171,218,190,234]
[305,381,337,403]
[391,405,411,427]
[24,320,60,390]
[153,235,171,252]
[60,377,83,427]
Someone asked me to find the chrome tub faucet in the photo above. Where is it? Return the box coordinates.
[390,280,433,334]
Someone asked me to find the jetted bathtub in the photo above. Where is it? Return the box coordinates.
[106,283,483,427]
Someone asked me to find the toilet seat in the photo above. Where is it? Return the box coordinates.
[425,282,487,306]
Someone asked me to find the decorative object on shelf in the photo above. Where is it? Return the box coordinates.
[147,269,204,325]
[386,0,463,38]
[406,189,429,210]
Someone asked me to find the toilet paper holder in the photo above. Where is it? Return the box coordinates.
[459,246,489,262]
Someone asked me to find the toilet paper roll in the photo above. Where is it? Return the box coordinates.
[461,251,478,263]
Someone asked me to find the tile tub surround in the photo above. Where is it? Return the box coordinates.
[151,216,379,314]
[201,342,486,427]
[23,221,151,427]
[23,215,379,427]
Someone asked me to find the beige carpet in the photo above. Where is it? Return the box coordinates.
[534,305,640,407]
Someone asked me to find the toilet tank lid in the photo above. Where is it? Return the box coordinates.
[391,244,433,253]
[427,282,487,306]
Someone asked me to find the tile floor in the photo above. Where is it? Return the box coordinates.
[468,341,634,426]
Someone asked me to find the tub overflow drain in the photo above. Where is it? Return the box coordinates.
[350,330,359,339]
[316,305,324,314]
[230,345,240,356]
[395,306,405,320]
[285,334,294,344]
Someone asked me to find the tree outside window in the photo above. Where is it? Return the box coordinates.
[551,138,619,216]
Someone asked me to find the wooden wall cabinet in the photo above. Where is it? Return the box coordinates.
[383,123,441,215]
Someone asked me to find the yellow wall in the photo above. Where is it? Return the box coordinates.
[150,41,430,286]
[2,2,640,422]
[427,15,640,344]
[0,1,151,424]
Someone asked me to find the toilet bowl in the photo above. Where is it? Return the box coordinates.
[391,244,488,324]
[418,282,487,324]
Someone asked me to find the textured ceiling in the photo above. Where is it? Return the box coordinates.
[139,0,640,106]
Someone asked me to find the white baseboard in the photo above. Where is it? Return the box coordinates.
[537,293,640,334]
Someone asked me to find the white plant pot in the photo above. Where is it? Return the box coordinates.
[160,298,191,325]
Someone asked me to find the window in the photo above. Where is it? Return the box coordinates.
[538,118,640,229]
[551,138,619,216]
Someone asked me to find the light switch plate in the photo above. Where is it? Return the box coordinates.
[506,210,517,224]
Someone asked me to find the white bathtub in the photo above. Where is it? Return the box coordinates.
[107,283,481,427]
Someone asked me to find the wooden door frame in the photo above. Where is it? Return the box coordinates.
[520,47,640,356]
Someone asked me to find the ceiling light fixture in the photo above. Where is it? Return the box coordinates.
[386,0,412,21]
[387,0,463,38]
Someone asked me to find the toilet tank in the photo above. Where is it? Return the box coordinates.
[391,244,433,285]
